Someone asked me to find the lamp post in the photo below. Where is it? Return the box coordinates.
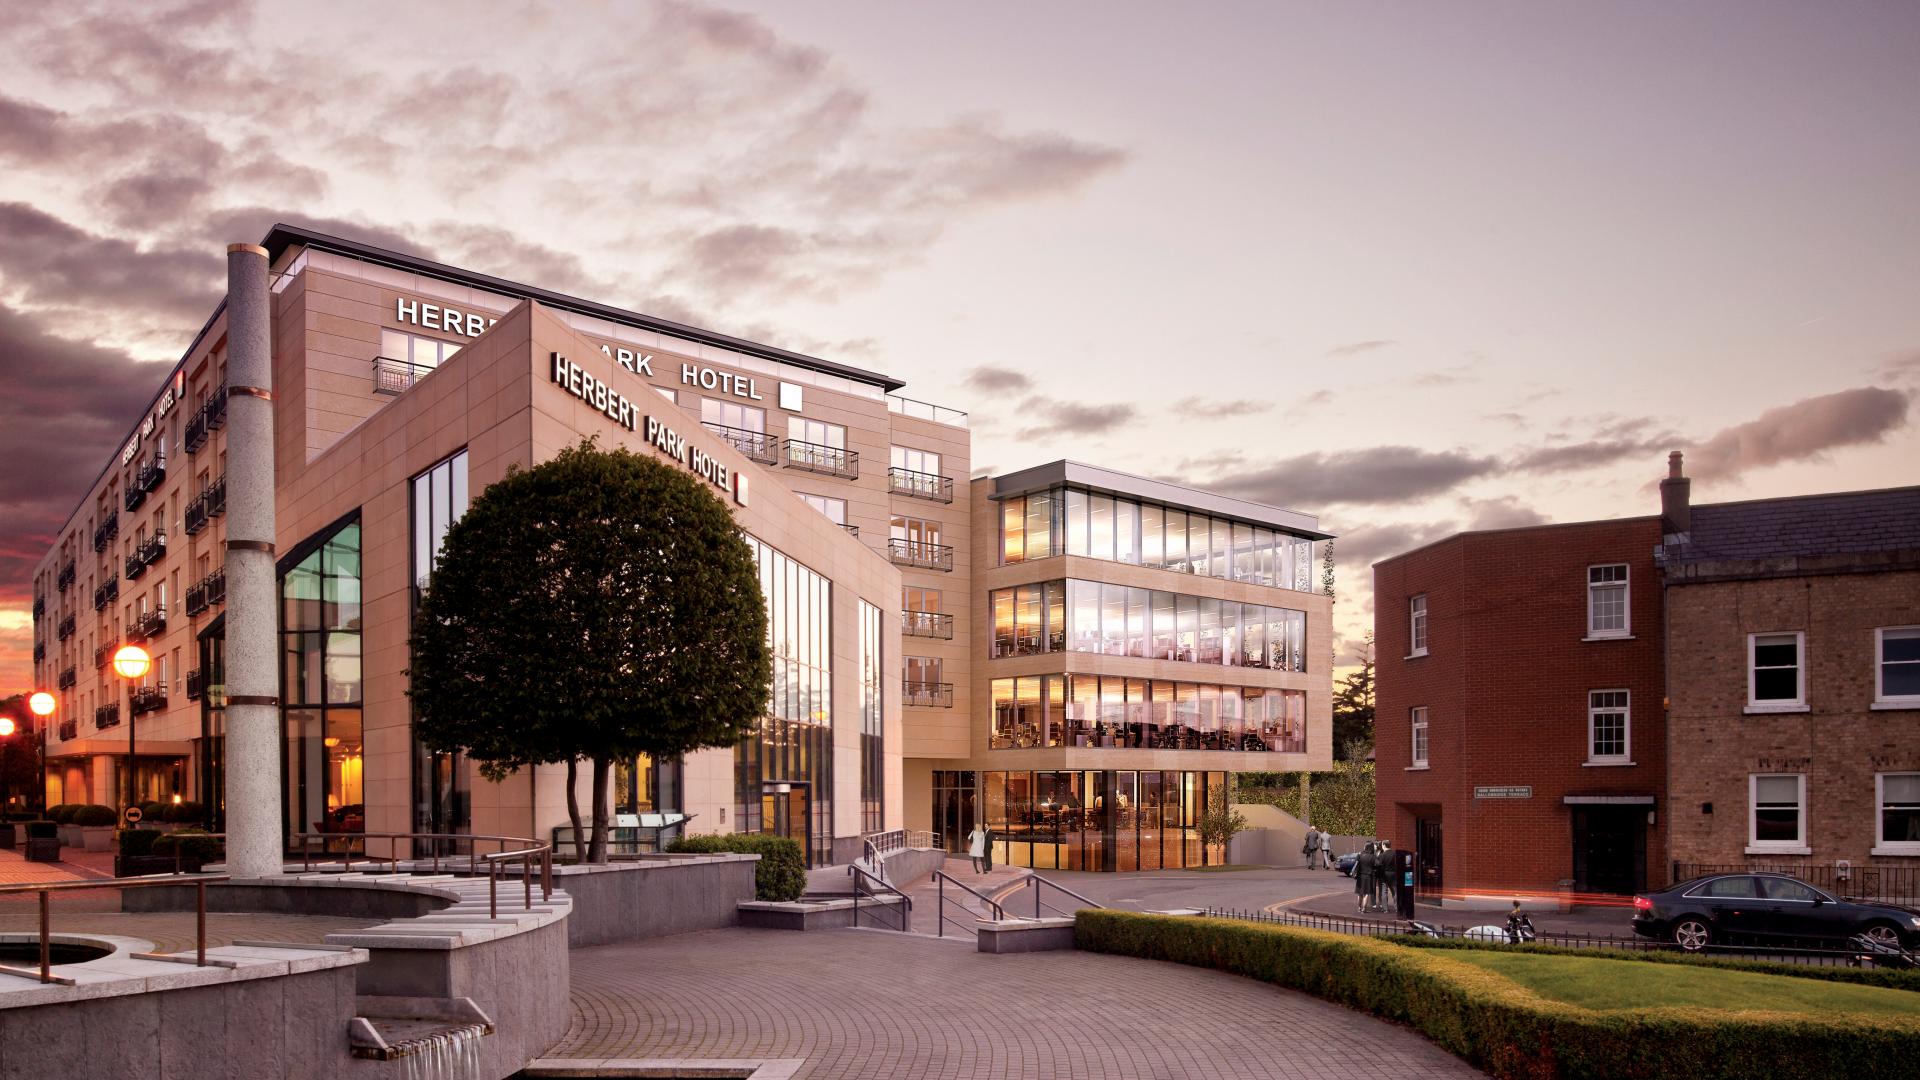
[0,714,15,822]
[113,644,152,819]
[26,692,55,818]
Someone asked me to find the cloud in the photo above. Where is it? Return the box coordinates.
[1459,496,1549,530]
[1170,396,1274,419]
[1326,339,1395,357]
[1687,386,1909,481]
[962,366,1034,393]
[0,202,219,327]
[1202,446,1498,508]
[1877,352,1920,386]
[1330,519,1459,570]
[1015,397,1137,438]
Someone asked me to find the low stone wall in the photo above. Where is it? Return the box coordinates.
[556,854,759,946]
[123,877,451,919]
[878,847,947,888]
[977,917,1077,953]
[738,896,908,931]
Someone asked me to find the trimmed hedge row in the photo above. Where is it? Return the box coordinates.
[666,834,807,901]
[1390,933,1920,993]
[1075,910,1920,1080]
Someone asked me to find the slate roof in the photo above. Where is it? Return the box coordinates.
[1666,485,1920,563]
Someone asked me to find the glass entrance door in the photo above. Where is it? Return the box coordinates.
[761,783,811,864]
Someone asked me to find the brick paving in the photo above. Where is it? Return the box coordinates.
[554,928,1484,1078]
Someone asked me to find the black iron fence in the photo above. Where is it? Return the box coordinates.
[1673,862,1920,905]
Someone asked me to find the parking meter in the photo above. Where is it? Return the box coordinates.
[1396,849,1416,918]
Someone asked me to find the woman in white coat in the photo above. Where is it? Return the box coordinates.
[966,824,988,873]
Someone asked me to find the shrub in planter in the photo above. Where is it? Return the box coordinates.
[153,829,222,869]
[118,828,160,857]
[138,801,165,821]
[49,804,78,824]
[666,834,807,901]
[71,804,118,827]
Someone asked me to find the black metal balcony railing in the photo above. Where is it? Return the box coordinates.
[184,475,226,536]
[903,680,954,708]
[93,515,119,552]
[902,610,955,639]
[183,384,227,454]
[95,577,121,611]
[887,467,955,504]
[840,523,860,537]
[186,668,203,701]
[56,562,75,592]
[94,704,118,731]
[127,605,167,643]
[126,550,146,580]
[887,538,955,572]
[130,531,167,572]
[185,568,225,617]
[135,452,166,495]
[125,483,146,512]
[57,667,76,690]
[56,613,75,640]
[95,642,116,670]
[32,597,44,620]
[784,439,859,479]
[701,423,780,466]
[59,718,78,741]
[32,641,45,663]
[373,356,435,395]
[130,686,167,716]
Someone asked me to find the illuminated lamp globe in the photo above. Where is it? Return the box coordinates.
[0,718,13,737]
[28,692,56,717]
[112,644,153,681]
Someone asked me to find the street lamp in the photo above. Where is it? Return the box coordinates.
[23,692,55,818]
[113,644,152,819]
[28,693,55,720]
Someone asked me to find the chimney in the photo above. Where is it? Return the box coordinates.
[1659,450,1690,540]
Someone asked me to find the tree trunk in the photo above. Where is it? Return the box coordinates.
[589,756,611,864]
[565,758,586,864]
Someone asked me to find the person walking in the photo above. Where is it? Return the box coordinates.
[1302,827,1321,869]
[1317,827,1335,869]
[966,823,988,873]
[1354,841,1376,912]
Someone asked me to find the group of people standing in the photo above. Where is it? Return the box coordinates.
[1352,840,1400,913]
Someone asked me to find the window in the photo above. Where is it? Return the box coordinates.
[411,450,470,595]
[1586,564,1629,637]
[1759,877,1825,903]
[791,417,845,448]
[859,600,884,834]
[701,397,765,432]
[1690,876,1757,899]
[1587,690,1629,763]
[890,445,941,476]
[1877,627,1920,707]
[1876,774,1920,854]
[1408,594,1429,656]
[1748,632,1805,709]
[1749,773,1806,851]
[1410,707,1429,767]
[380,328,459,369]
[798,493,848,527]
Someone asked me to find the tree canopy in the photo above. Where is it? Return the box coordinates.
[408,440,772,861]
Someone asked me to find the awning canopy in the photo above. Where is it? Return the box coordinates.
[1561,794,1656,806]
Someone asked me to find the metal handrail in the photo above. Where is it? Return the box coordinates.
[847,862,912,932]
[1005,874,1105,919]
[289,830,554,918]
[0,873,229,984]
[929,869,1008,938]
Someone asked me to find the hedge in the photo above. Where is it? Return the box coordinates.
[48,804,77,824]
[666,834,807,901]
[1390,933,1920,993]
[69,804,118,826]
[117,828,160,857]
[153,829,222,864]
[1075,910,1920,1080]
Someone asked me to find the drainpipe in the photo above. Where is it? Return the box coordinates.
[221,243,282,879]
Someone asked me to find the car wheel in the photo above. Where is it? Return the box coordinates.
[1861,922,1905,950]
[1671,918,1711,952]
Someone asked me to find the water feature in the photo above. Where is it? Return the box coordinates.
[395,1023,484,1080]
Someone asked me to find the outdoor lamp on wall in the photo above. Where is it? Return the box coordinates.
[28,692,56,718]
[113,644,152,680]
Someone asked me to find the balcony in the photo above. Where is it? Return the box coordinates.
[32,597,44,620]
[127,605,167,643]
[95,703,120,730]
[886,395,970,428]
[56,613,75,640]
[32,641,45,663]
[57,666,76,690]
[186,668,203,701]
[702,423,779,466]
[126,550,146,580]
[59,719,78,741]
[125,482,146,512]
[784,439,859,480]
[887,467,954,504]
[840,523,860,537]
[902,611,955,639]
[887,538,954,572]
[130,686,168,716]
[183,384,227,454]
[93,578,119,611]
[184,474,226,535]
[135,452,167,496]
[127,531,166,578]
[93,514,119,552]
[185,568,225,617]
[903,680,954,708]
[95,642,116,669]
[56,562,75,592]
[373,356,434,395]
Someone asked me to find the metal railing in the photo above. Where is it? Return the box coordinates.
[56,613,75,639]
[184,477,226,536]
[93,704,118,730]
[903,680,954,708]
[848,862,911,932]
[1004,875,1104,920]
[184,385,226,454]
[1672,862,1920,905]
[886,395,970,427]
[93,515,119,552]
[784,439,859,479]
[129,686,168,716]
[930,869,1008,938]
[372,356,435,395]
[135,452,166,495]
[887,538,954,571]
[0,874,229,984]
[57,719,77,741]
[887,467,954,503]
[290,831,554,919]
[56,666,76,690]
[56,563,75,592]
[902,610,954,639]
[701,422,779,465]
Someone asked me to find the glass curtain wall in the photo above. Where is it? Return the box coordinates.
[410,450,470,848]
[737,536,834,865]
[990,675,1306,753]
[991,580,1307,671]
[281,519,363,849]
[981,770,1227,870]
[859,599,884,834]
[998,486,1316,591]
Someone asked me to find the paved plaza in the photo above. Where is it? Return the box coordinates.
[552,926,1483,1079]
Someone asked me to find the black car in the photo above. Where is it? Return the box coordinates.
[1631,872,1920,951]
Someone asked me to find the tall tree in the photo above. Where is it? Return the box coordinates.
[1331,631,1376,760]
[408,441,773,863]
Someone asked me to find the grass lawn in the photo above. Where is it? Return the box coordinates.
[1445,950,1920,1018]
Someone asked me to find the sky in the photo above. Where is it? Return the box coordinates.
[2,0,1917,694]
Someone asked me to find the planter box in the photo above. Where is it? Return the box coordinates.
[81,825,115,852]
[116,853,207,876]
[58,824,84,847]
[24,837,60,862]
[0,823,14,850]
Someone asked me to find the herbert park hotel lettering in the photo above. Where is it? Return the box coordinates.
[549,352,747,505]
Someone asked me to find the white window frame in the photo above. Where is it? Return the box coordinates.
[1874,772,1920,855]
[1747,772,1809,855]
[1585,563,1630,639]
[1874,626,1920,709]
[1745,631,1807,713]
[1408,594,1428,658]
[797,492,848,527]
[1408,706,1429,769]
[1585,689,1631,765]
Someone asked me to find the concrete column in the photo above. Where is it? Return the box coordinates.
[222,243,282,879]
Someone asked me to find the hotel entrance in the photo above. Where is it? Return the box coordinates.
[1570,802,1649,895]
[760,781,811,864]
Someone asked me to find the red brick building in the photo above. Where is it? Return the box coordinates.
[1373,514,1667,900]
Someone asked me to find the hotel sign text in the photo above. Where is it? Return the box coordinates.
[549,352,745,505]
[397,298,658,375]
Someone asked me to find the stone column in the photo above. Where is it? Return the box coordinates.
[222,243,282,879]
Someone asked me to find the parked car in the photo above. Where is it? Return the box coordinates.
[1336,852,1358,877]
[1631,872,1920,951]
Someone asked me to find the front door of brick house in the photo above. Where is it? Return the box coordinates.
[1571,807,1646,895]
[1415,817,1443,899]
